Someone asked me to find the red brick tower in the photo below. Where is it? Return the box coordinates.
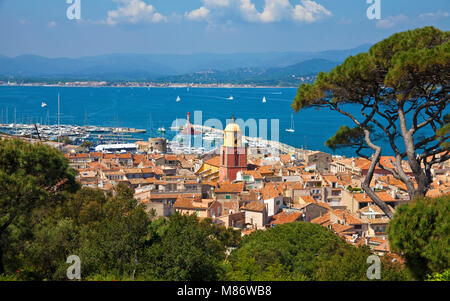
[219,118,247,181]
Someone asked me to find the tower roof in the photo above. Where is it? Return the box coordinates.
[224,122,241,133]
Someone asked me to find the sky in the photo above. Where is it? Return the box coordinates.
[0,0,449,58]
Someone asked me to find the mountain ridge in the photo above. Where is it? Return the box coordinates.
[0,44,372,85]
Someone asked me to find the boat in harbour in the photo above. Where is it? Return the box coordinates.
[285,114,295,133]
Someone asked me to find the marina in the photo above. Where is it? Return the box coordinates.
[0,123,147,145]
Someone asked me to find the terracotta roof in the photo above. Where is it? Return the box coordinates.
[241,170,263,180]
[283,181,304,190]
[241,202,267,212]
[257,165,275,175]
[316,202,332,210]
[165,154,181,161]
[149,193,201,200]
[240,190,261,202]
[312,209,366,226]
[322,174,339,185]
[279,154,292,164]
[331,209,366,225]
[368,218,389,224]
[311,213,330,225]
[174,197,214,210]
[261,183,284,200]
[205,156,221,167]
[351,191,396,203]
[357,203,385,215]
[376,175,417,191]
[270,211,303,225]
[67,153,89,159]
[373,240,391,252]
[215,182,244,193]
[299,195,316,203]
[426,189,450,198]
[89,152,103,158]
[330,223,354,234]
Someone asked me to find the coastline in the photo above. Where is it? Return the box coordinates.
[0,83,298,89]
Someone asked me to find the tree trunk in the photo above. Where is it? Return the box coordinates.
[362,129,394,219]
[398,106,431,200]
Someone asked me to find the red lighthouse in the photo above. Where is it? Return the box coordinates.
[219,118,247,182]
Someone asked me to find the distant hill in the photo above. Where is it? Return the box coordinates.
[158,58,339,86]
[0,44,371,83]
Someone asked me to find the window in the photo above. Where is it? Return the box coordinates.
[226,195,231,199]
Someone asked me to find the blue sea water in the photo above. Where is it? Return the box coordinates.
[0,86,445,157]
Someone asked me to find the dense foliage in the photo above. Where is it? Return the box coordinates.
[0,139,79,274]
[387,195,450,280]
[226,222,409,281]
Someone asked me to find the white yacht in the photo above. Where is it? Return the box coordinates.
[285,114,295,133]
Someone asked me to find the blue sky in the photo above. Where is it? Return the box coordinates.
[0,0,449,57]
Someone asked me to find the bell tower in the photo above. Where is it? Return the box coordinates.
[219,117,247,182]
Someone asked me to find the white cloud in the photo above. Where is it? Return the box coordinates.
[204,0,231,7]
[419,10,449,20]
[48,21,57,27]
[185,7,211,21]
[292,0,331,23]
[376,14,409,29]
[260,0,292,23]
[106,0,167,26]
[185,0,331,24]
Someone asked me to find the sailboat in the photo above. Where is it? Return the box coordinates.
[262,96,267,103]
[285,114,295,133]
[176,96,181,102]
[41,102,47,108]
[227,96,234,100]
[170,118,182,131]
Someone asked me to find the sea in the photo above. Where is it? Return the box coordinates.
[0,86,445,157]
